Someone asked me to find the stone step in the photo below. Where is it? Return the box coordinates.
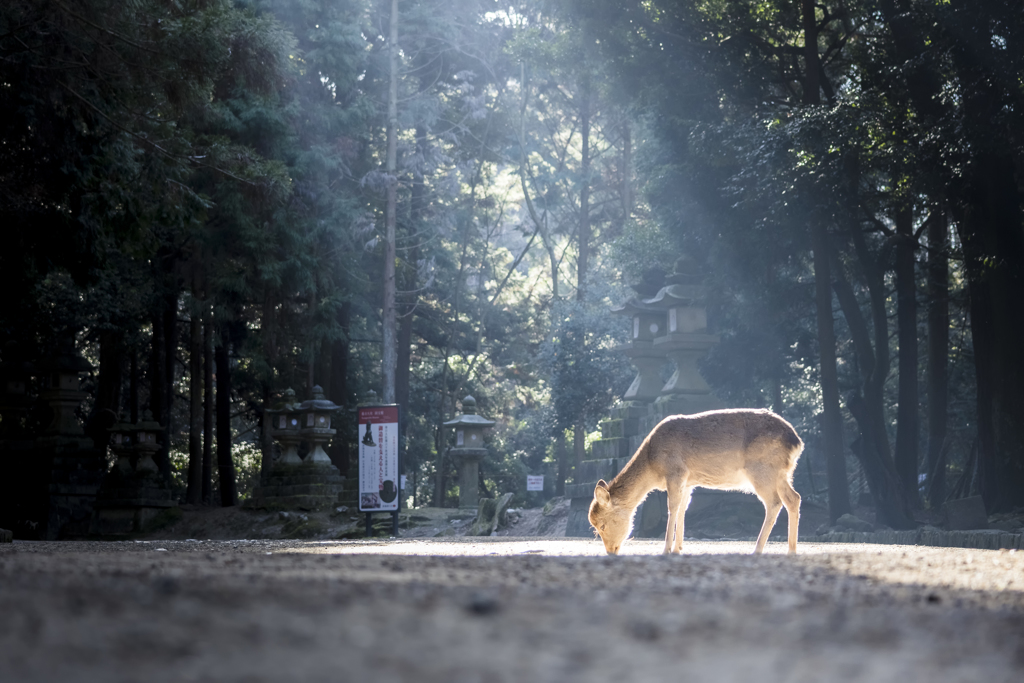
[256,483,343,497]
[608,403,649,420]
[97,487,173,502]
[589,438,631,460]
[599,417,641,439]
[574,457,626,483]
[262,474,344,486]
[249,494,340,512]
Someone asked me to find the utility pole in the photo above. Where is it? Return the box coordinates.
[382,0,399,404]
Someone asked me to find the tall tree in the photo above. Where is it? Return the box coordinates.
[382,0,400,405]
[925,210,949,507]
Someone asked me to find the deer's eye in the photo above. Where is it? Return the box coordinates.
[600,524,606,532]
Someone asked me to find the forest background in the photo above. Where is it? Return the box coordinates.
[2,0,1022,525]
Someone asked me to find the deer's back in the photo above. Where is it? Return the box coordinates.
[645,409,801,490]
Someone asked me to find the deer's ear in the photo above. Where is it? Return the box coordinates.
[594,480,611,505]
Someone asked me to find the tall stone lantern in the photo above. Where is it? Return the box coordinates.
[133,410,164,474]
[267,388,303,465]
[39,346,93,437]
[610,299,669,404]
[647,257,722,417]
[443,396,494,510]
[91,410,174,536]
[296,385,339,464]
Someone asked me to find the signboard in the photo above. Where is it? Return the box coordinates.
[526,475,544,492]
[358,405,400,512]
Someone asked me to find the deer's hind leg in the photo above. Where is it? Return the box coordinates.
[664,479,692,555]
[750,470,785,555]
[779,479,801,554]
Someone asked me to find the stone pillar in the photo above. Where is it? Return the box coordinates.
[31,348,103,538]
[451,450,486,509]
[443,396,495,510]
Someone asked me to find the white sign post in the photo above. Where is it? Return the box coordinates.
[358,404,400,536]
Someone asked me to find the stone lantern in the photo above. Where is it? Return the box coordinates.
[133,410,163,474]
[646,257,721,416]
[267,388,303,465]
[108,414,137,475]
[246,387,346,511]
[91,409,174,536]
[610,299,669,404]
[296,385,339,464]
[39,346,92,437]
[443,395,495,510]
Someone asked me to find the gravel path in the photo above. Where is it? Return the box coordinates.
[2,538,1022,682]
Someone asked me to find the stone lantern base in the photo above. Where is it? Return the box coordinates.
[91,469,176,537]
[565,393,723,538]
[450,448,486,510]
[245,460,346,512]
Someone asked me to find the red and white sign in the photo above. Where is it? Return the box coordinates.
[526,475,544,492]
[358,405,400,512]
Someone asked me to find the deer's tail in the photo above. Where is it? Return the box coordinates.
[780,422,804,469]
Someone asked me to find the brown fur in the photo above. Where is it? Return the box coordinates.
[588,409,803,555]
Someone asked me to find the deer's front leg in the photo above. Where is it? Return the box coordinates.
[673,487,693,553]
[664,482,690,554]
[664,489,681,554]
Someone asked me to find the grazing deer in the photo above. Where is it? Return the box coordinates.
[589,409,803,556]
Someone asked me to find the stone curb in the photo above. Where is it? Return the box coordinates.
[808,528,1023,550]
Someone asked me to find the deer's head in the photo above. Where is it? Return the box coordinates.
[589,479,632,555]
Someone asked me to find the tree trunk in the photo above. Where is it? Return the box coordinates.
[149,308,165,463]
[396,124,426,473]
[831,243,915,529]
[555,431,567,497]
[161,297,176,484]
[925,209,949,507]
[954,153,1024,513]
[260,294,277,482]
[801,0,821,105]
[577,77,591,302]
[574,422,586,472]
[328,301,351,476]
[811,224,851,523]
[203,301,214,505]
[186,275,203,505]
[621,121,632,227]
[129,347,139,425]
[894,207,919,507]
[88,329,124,451]
[381,0,399,404]
[216,325,237,506]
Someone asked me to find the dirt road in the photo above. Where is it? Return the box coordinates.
[2,538,1022,682]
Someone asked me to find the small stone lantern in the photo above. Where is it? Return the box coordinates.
[133,410,163,474]
[297,385,339,464]
[267,388,303,465]
[39,346,92,436]
[108,414,137,474]
[443,395,495,509]
[91,410,174,536]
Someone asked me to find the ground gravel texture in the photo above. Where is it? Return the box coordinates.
[1,538,1023,683]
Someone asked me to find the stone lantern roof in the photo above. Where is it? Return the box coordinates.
[297,385,340,412]
[443,395,495,428]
